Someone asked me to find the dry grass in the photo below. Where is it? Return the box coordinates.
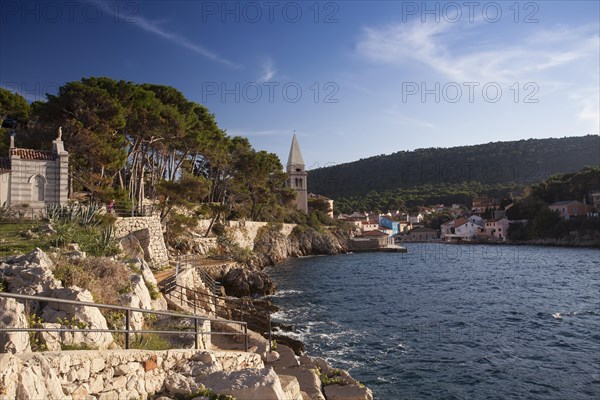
[53,257,132,306]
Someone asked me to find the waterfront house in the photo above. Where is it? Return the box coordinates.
[440,217,466,239]
[468,215,484,227]
[409,227,438,241]
[408,213,424,224]
[445,218,484,241]
[360,220,379,233]
[548,200,591,220]
[379,215,401,235]
[349,229,394,251]
[484,218,510,241]
[398,220,411,233]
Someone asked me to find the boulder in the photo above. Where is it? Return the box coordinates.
[138,258,167,311]
[0,297,31,354]
[200,368,287,400]
[119,274,154,331]
[119,233,145,260]
[12,248,54,270]
[15,355,65,400]
[276,367,324,400]
[273,335,305,356]
[163,373,204,396]
[38,323,61,352]
[221,268,276,297]
[278,374,303,400]
[3,249,61,296]
[272,344,300,369]
[0,353,23,399]
[323,384,373,400]
[65,243,86,259]
[41,287,114,349]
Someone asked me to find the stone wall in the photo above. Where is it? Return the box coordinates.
[0,349,263,400]
[114,216,169,266]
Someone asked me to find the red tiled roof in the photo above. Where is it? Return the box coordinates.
[549,200,580,207]
[10,148,57,161]
[0,158,10,173]
[453,217,468,227]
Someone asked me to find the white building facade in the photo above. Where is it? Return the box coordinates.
[0,130,69,209]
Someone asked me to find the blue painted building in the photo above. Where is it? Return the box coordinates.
[379,215,400,235]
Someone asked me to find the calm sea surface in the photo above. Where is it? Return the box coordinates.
[266,244,600,399]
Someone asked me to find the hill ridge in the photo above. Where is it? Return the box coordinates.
[307,135,600,201]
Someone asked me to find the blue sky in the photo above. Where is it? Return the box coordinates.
[1,1,598,169]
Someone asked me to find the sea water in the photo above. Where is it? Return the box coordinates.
[267,244,600,399]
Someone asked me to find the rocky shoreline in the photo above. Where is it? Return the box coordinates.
[0,221,374,399]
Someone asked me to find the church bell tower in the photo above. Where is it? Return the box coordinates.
[286,133,308,213]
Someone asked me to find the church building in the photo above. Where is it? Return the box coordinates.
[0,128,69,209]
[286,134,308,213]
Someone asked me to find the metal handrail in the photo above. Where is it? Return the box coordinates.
[159,280,272,352]
[0,291,248,352]
[174,254,222,295]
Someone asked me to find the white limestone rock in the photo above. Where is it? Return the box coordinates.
[39,323,62,351]
[323,384,373,400]
[41,287,114,349]
[0,297,31,354]
[138,258,167,311]
[16,355,65,400]
[119,274,153,331]
[3,249,62,296]
[200,367,287,400]
[65,243,86,259]
[0,353,23,399]
[278,374,303,400]
[276,367,324,400]
[163,373,205,396]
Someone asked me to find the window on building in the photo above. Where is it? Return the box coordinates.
[31,175,45,202]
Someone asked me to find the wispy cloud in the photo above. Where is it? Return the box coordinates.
[383,106,435,129]
[570,88,600,133]
[230,128,283,137]
[356,21,599,83]
[259,58,277,82]
[96,1,240,68]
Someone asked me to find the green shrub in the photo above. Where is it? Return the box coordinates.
[129,333,172,350]
[0,277,8,292]
[181,386,237,400]
[61,343,97,351]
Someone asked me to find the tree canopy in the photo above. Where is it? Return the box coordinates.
[12,77,297,222]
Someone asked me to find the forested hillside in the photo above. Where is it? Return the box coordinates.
[308,136,600,211]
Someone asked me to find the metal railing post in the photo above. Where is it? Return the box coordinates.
[194,317,199,350]
[125,309,131,349]
[244,324,248,352]
[268,313,272,353]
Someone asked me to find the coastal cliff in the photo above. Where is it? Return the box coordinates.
[249,224,350,269]
[193,223,350,298]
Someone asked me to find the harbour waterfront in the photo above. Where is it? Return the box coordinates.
[267,244,600,399]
